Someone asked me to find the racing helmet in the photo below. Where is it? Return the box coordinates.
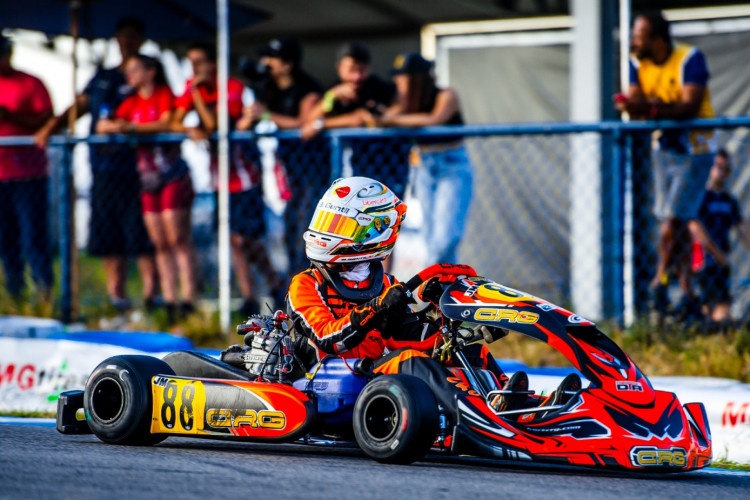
[304,177,406,264]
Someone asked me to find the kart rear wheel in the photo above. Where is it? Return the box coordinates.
[353,375,439,464]
[84,355,174,446]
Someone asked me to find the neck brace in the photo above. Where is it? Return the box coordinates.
[313,261,385,303]
[340,262,371,282]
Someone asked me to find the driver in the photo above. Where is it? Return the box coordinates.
[286,176,529,411]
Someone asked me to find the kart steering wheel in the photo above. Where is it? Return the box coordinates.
[403,263,478,298]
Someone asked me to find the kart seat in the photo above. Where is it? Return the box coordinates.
[162,351,252,381]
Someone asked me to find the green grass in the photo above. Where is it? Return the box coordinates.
[0,253,227,346]
[711,458,750,471]
[0,410,56,418]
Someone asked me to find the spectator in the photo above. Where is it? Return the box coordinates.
[236,37,324,277]
[615,11,716,321]
[35,17,157,313]
[692,150,750,330]
[301,42,408,198]
[0,34,54,298]
[376,52,472,265]
[97,54,196,322]
[172,42,285,315]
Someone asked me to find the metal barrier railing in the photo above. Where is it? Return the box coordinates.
[1,115,749,329]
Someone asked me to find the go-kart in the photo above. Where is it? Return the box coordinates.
[56,264,712,471]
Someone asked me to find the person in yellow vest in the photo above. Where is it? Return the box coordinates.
[615,11,716,323]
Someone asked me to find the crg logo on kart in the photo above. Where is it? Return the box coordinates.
[206,409,286,430]
[474,308,539,324]
[616,381,643,392]
[629,446,687,467]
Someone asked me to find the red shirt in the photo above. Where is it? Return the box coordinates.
[0,70,52,181]
[116,85,176,174]
[175,77,244,119]
[116,84,173,125]
[176,77,258,193]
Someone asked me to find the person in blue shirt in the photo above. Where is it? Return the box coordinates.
[35,18,157,314]
[692,150,750,329]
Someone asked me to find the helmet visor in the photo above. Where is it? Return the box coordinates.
[309,205,399,244]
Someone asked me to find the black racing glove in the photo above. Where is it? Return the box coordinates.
[350,283,415,335]
[419,277,445,304]
[378,283,415,309]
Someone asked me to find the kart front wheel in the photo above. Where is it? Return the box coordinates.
[353,375,439,464]
[84,355,174,446]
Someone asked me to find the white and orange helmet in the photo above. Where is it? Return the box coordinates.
[304,177,407,264]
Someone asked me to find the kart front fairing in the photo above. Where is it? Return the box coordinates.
[439,276,713,471]
[439,276,650,402]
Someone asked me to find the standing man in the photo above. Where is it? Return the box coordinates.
[172,42,285,316]
[301,42,408,198]
[35,18,157,313]
[0,35,54,299]
[692,150,750,329]
[615,11,716,320]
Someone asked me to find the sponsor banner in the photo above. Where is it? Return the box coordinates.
[0,315,193,352]
[0,337,173,413]
[648,376,750,465]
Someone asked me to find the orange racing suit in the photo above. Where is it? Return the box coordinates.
[287,266,510,384]
[287,266,439,373]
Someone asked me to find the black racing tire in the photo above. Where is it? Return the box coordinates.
[84,355,175,446]
[353,375,439,464]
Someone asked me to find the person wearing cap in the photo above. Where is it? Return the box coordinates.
[237,37,321,130]
[0,34,54,299]
[172,41,285,317]
[35,18,157,314]
[302,42,408,199]
[236,37,324,278]
[375,52,472,265]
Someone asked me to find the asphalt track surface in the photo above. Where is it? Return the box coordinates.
[1,424,749,500]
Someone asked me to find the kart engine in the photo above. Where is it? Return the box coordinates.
[223,311,303,383]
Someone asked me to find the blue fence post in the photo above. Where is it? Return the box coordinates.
[59,140,73,324]
[328,132,342,184]
[622,130,636,327]
[609,127,626,326]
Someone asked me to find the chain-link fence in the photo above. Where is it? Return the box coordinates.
[2,118,750,329]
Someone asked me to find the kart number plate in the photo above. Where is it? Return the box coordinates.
[151,377,206,434]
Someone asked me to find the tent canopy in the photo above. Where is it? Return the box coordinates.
[1,0,268,41]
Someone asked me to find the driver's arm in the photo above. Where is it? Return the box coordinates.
[287,272,371,355]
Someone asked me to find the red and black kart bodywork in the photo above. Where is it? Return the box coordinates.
[57,265,711,472]
[440,275,712,471]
